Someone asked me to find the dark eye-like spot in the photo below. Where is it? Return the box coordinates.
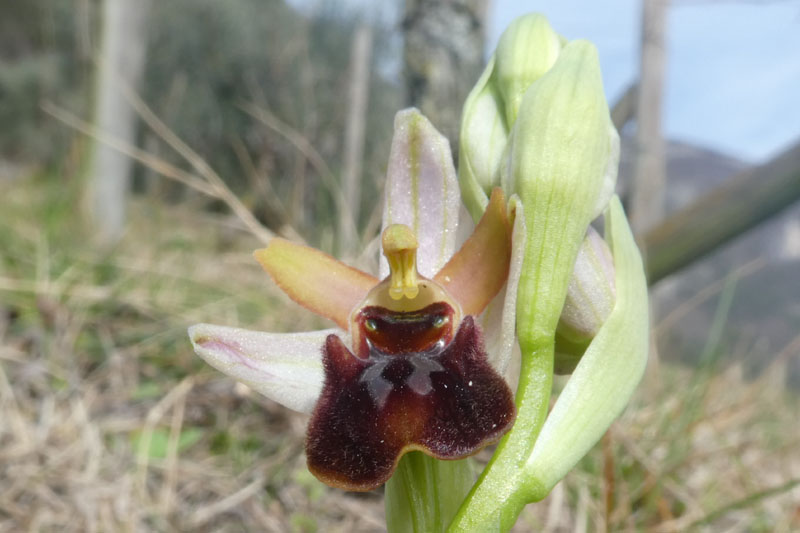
[365,319,378,332]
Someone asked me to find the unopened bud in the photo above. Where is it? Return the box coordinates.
[458,14,564,222]
[495,14,562,125]
[508,40,617,343]
[554,227,616,373]
[458,58,508,220]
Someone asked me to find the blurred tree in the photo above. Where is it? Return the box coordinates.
[87,0,151,244]
[403,0,488,150]
[0,0,403,248]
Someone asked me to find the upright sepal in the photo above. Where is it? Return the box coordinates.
[381,109,461,279]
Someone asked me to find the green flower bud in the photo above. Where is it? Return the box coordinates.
[458,57,508,220]
[495,14,562,125]
[554,226,616,374]
[506,40,617,344]
[458,14,563,222]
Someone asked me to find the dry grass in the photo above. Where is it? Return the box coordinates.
[1,175,799,532]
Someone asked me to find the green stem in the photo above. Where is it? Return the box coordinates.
[386,452,475,533]
[447,340,554,531]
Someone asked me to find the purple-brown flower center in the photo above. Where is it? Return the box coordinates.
[306,302,516,491]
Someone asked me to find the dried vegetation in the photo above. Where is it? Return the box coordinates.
[1,176,799,532]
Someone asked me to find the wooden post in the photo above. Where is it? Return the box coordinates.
[630,0,668,235]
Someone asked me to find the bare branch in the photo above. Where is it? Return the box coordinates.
[43,101,274,244]
[642,138,800,283]
[43,102,216,197]
[239,102,358,247]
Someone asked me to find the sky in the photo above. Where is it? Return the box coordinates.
[291,0,800,163]
[489,0,800,163]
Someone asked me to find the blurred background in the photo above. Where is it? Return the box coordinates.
[1,0,799,531]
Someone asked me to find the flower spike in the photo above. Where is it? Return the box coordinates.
[190,107,521,507]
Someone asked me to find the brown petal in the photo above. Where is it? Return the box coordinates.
[254,239,378,329]
[434,188,512,316]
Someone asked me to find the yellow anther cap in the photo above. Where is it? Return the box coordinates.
[382,224,420,300]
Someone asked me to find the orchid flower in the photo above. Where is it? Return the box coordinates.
[189,13,650,532]
[189,109,523,493]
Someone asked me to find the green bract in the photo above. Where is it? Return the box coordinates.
[524,196,648,500]
[505,39,615,341]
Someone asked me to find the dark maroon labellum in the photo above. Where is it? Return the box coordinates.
[306,302,516,491]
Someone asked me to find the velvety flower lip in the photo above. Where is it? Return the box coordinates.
[188,109,521,491]
[307,304,516,491]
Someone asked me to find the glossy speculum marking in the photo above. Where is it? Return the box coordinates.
[306,302,516,491]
